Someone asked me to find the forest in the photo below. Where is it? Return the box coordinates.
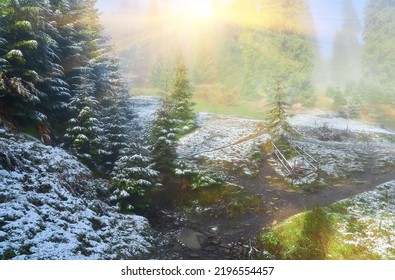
[0,0,395,260]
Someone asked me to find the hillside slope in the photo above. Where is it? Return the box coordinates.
[0,121,151,260]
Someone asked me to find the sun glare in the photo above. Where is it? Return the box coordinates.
[182,1,214,21]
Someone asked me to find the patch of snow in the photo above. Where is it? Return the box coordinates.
[290,109,395,135]
[178,114,270,167]
[129,96,161,142]
[333,181,395,259]
[0,127,151,260]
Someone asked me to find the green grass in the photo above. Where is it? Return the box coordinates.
[131,87,395,131]
[193,98,267,120]
[174,185,263,218]
[132,86,269,120]
[257,203,383,260]
[131,87,163,96]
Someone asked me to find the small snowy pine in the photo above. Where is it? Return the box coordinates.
[111,149,159,211]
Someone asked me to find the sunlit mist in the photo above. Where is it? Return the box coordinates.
[178,0,214,21]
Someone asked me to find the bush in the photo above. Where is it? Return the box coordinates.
[174,162,225,190]
[249,143,265,163]
[190,170,225,190]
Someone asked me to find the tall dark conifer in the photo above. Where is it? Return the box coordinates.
[362,0,395,104]
[331,0,362,85]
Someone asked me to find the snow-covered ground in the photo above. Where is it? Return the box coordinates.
[290,109,395,135]
[130,96,161,141]
[176,109,395,180]
[0,124,151,260]
[178,114,270,174]
[332,181,395,259]
[289,110,395,179]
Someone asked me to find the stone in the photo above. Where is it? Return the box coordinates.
[203,231,216,238]
[189,253,201,258]
[177,228,208,250]
[204,246,216,252]
[219,243,232,249]
[211,239,221,245]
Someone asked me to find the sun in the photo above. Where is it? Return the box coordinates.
[182,1,214,21]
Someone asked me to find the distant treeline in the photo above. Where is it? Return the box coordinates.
[102,0,394,106]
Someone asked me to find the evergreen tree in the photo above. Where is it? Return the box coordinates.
[95,57,135,175]
[111,145,159,211]
[150,96,179,173]
[331,0,362,85]
[169,59,196,134]
[63,65,100,166]
[150,60,196,173]
[236,0,315,103]
[267,81,293,141]
[0,0,65,132]
[362,0,395,104]
[348,91,362,119]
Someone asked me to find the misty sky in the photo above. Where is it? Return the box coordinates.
[95,0,367,58]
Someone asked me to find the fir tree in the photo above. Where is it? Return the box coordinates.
[362,0,395,104]
[111,145,159,211]
[150,59,196,173]
[169,59,196,134]
[348,86,362,119]
[236,0,315,103]
[0,1,57,126]
[150,96,179,173]
[267,81,293,141]
[63,65,100,166]
[95,57,135,175]
[331,0,362,85]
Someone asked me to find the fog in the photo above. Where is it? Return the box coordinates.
[97,0,394,129]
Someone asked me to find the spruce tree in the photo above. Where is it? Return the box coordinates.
[169,59,196,134]
[267,81,292,141]
[236,0,315,103]
[362,0,395,104]
[331,0,362,85]
[63,64,101,167]
[150,96,179,173]
[111,145,159,211]
[150,59,196,173]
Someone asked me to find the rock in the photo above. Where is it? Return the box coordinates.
[204,246,216,252]
[189,252,201,258]
[203,231,216,238]
[172,244,182,252]
[177,228,208,250]
[211,239,221,245]
[272,220,278,226]
[219,243,232,249]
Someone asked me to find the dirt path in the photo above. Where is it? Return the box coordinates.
[142,159,394,260]
[143,129,395,259]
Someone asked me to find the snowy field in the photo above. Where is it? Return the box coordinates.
[333,180,395,259]
[290,109,395,135]
[176,109,395,180]
[178,113,270,173]
[290,110,395,179]
[0,124,151,260]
